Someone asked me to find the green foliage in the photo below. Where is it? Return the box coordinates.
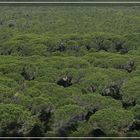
[70,122,93,137]
[89,108,134,136]
[122,77,140,107]
[76,94,122,112]
[0,104,37,136]
[0,85,15,104]
[31,96,53,117]
[52,104,86,136]
[0,6,140,137]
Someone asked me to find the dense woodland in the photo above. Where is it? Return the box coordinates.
[0,6,140,137]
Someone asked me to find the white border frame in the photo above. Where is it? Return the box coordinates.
[0,1,140,139]
[0,1,139,4]
[1,137,140,139]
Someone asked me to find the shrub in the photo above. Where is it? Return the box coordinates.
[122,77,140,108]
[21,64,38,81]
[76,94,122,120]
[0,104,37,136]
[89,108,134,136]
[52,104,86,136]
